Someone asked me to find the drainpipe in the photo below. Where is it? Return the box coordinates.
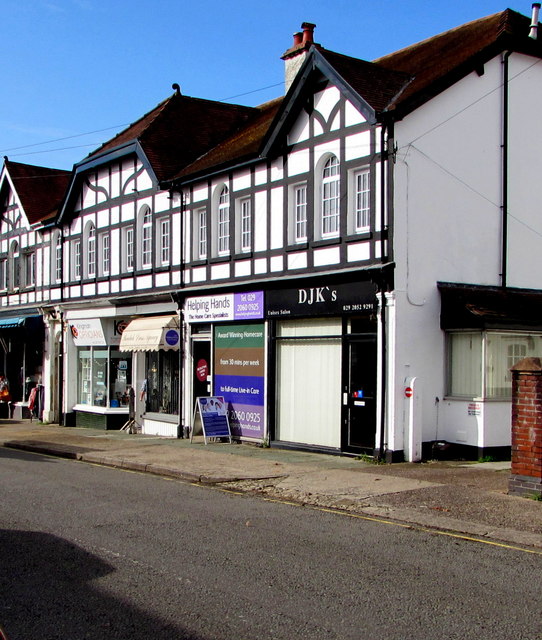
[173,189,185,438]
[501,51,511,288]
[377,123,389,461]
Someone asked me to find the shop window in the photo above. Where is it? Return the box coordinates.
[446,332,483,398]
[276,318,342,448]
[446,331,542,399]
[77,346,132,408]
[145,350,179,415]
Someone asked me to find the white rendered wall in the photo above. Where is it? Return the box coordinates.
[392,56,506,451]
[506,53,542,288]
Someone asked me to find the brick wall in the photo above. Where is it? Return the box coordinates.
[509,357,542,497]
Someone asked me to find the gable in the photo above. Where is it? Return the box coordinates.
[286,84,368,148]
[0,160,70,226]
[262,48,403,158]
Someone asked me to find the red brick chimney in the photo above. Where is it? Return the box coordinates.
[281,22,320,92]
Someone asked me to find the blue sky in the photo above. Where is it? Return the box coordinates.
[0,0,529,170]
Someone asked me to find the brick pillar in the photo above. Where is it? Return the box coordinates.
[509,357,542,497]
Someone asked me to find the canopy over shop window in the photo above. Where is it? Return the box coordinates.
[0,315,41,329]
[119,315,180,352]
[438,282,542,330]
[0,317,26,329]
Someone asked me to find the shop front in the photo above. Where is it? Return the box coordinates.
[119,314,181,437]
[0,313,44,418]
[68,316,132,429]
[267,280,379,454]
[183,291,266,442]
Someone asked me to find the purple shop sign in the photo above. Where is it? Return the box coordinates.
[234,291,264,320]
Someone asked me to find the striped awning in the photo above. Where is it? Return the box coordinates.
[0,316,40,329]
[119,315,180,352]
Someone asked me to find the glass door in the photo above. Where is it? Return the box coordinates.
[344,337,377,451]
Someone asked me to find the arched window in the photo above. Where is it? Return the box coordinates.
[140,205,153,268]
[217,186,230,256]
[54,231,62,283]
[84,222,96,278]
[9,240,20,290]
[321,155,340,237]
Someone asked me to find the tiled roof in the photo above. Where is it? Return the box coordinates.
[3,160,71,224]
[318,49,412,113]
[375,9,540,113]
[125,9,542,184]
[87,92,256,182]
[174,98,283,181]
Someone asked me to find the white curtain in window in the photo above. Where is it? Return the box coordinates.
[486,333,542,398]
[448,332,482,397]
[276,335,341,448]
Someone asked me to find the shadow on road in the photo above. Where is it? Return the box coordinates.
[0,447,57,464]
[0,529,204,640]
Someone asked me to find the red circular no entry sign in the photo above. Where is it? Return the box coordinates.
[405,387,413,398]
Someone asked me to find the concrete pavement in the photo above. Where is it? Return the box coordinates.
[1,419,541,550]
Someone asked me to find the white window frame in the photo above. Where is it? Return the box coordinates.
[141,207,153,268]
[10,240,20,290]
[294,183,307,243]
[54,232,62,283]
[0,259,6,290]
[196,208,207,260]
[354,168,370,232]
[217,186,230,256]
[321,156,340,238]
[446,330,542,400]
[87,224,96,278]
[100,232,110,276]
[73,240,81,280]
[124,226,134,272]
[158,218,171,266]
[25,251,35,287]
[236,197,252,253]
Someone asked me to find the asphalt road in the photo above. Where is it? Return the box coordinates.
[1,447,541,640]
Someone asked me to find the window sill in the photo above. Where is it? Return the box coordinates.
[210,255,231,264]
[345,231,373,242]
[73,404,129,414]
[311,237,341,249]
[234,250,253,259]
[190,259,208,267]
[442,396,511,402]
[144,411,179,423]
[286,242,308,252]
